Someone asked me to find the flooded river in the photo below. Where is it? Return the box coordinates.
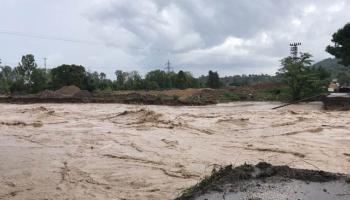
[0,102,349,199]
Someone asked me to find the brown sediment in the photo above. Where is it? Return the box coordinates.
[1,102,350,200]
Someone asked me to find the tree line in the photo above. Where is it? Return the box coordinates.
[0,55,222,94]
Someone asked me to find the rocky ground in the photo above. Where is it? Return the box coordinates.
[0,102,350,199]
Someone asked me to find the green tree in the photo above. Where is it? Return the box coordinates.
[30,68,48,93]
[175,71,199,89]
[17,54,37,87]
[51,64,87,89]
[326,23,350,66]
[0,66,14,94]
[125,71,143,90]
[115,70,128,90]
[175,70,187,89]
[337,72,350,85]
[206,70,221,88]
[279,53,329,100]
[145,70,168,89]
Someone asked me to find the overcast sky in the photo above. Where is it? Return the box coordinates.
[0,0,349,78]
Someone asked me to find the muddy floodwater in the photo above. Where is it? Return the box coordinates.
[0,102,350,200]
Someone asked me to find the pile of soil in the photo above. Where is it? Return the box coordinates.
[55,85,81,97]
[37,85,91,99]
[177,162,350,200]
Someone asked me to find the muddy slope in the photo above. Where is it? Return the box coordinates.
[177,162,350,200]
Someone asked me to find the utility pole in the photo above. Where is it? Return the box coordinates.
[43,57,47,71]
[290,42,301,58]
[164,60,173,73]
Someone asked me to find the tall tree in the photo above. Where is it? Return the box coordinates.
[326,23,350,66]
[206,70,221,88]
[279,53,329,100]
[125,71,143,90]
[51,64,87,89]
[175,70,187,89]
[30,68,48,93]
[17,54,37,85]
[0,66,14,94]
[145,70,168,89]
[115,70,128,90]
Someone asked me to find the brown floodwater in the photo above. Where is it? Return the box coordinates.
[0,102,349,199]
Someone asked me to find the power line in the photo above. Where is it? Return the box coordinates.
[0,30,175,53]
[0,30,103,46]
[43,57,47,71]
[0,29,282,62]
[0,30,250,57]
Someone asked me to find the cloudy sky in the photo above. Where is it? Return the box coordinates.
[0,0,349,78]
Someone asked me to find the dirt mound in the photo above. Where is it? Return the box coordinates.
[177,162,349,200]
[55,85,81,97]
[37,86,90,100]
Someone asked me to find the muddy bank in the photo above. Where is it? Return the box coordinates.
[0,92,216,106]
[0,84,288,106]
[0,87,218,106]
[177,162,350,200]
[0,102,350,200]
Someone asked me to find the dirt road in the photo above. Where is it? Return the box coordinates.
[0,102,349,199]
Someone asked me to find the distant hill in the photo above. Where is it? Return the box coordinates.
[313,58,349,77]
[314,58,350,85]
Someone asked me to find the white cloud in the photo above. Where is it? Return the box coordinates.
[327,1,345,12]
[303,4,317,15]
[291,19,302,26]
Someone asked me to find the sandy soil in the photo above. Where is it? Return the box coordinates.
[0,102,350,200]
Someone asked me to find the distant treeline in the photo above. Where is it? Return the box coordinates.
[220,74,281,87]
[0,54,229,94]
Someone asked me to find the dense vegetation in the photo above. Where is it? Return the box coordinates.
[0,53,333,101]
[0,55,223,94]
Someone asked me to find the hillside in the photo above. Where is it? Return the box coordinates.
[313,58,349,77]
[313,58,350,85]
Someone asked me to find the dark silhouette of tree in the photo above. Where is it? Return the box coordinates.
[326,23,350,66]
[17,54,38,90]
[176,70,187,89]
[206,70,221,88]
[30,68,48,93]
[0,66,14,94]
[51,64,87,89]
[145,70,168,89]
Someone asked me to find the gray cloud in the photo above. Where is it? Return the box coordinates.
[1,0,350,77]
